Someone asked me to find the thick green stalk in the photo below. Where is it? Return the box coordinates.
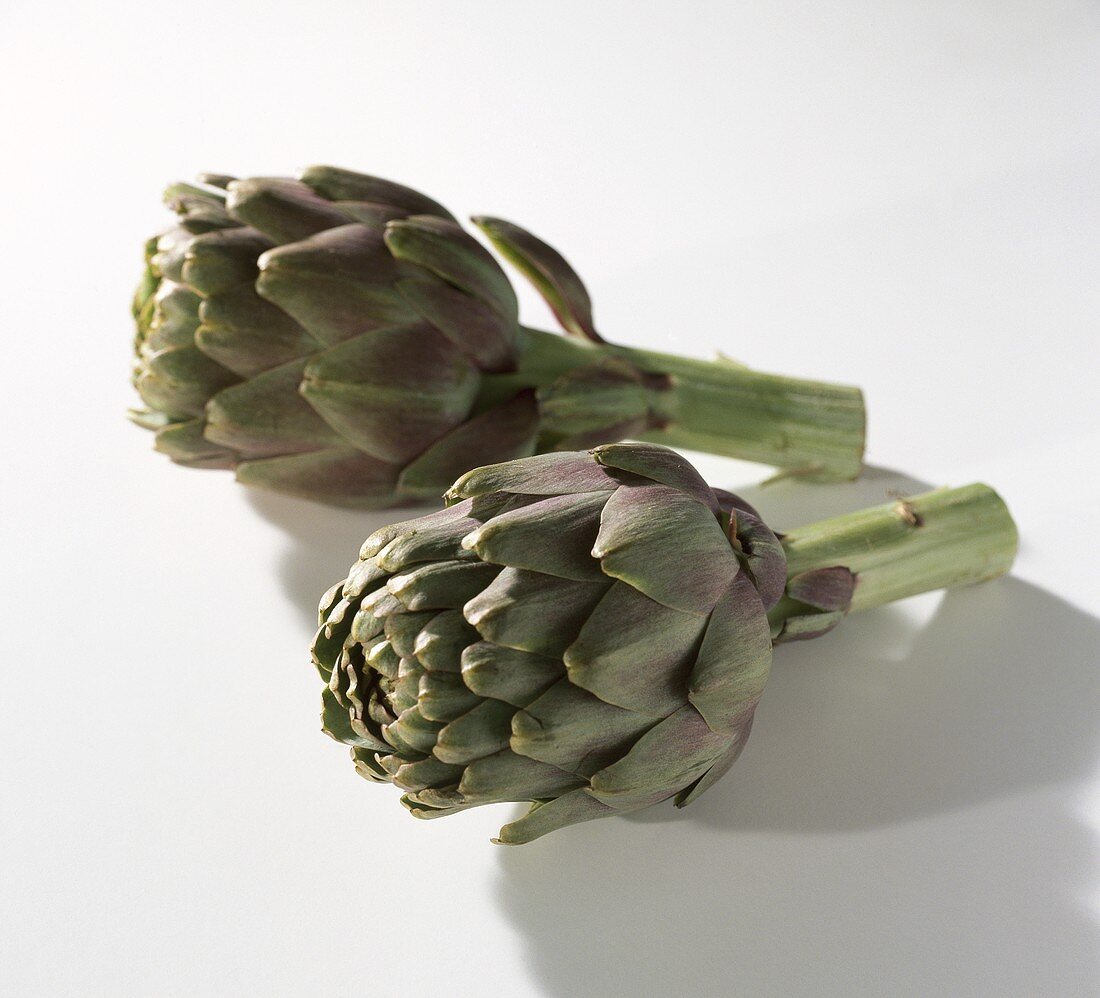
[478,328,866,481]
[617,342,865,481]
[781,484,1018,612]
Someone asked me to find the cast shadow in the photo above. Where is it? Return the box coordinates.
[247,472,1098,992]
[245,490,437,633]
[496,577,1100,995]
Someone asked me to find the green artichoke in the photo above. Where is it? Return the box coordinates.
[312,443,1018,843]
[132,165,867,506]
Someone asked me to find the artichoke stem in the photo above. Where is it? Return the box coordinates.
[780,484,1019,614]
[618,343,866,482]
[481,328,867,481]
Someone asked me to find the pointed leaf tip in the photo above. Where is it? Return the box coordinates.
[472,216,602,342]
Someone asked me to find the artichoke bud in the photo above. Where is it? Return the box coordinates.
[132,166,540,505]
[312,443,844,843]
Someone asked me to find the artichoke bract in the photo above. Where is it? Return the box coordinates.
[132,165,867,506]
[312,443,1018,843]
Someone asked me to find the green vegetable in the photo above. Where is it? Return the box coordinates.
[132,166,866,506]
[312,443,1017,843]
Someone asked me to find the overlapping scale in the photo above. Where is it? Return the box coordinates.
[314,443,785,843]
[594,484,739,614]
[131,165,541,507]
[255,223,418,346]
[300,323,481,463]
[384,216,518,322]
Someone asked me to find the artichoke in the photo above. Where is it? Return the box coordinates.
[311,443,1017,843]
[132,165,866,506]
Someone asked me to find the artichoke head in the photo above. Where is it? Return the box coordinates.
[131,167,539,506]
[312,443,799,843]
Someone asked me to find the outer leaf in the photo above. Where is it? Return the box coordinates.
[397,276,518,373]
[594,484,738,614]
[459,751,584,805]
[412,610,480,672]
[472,216,601,342]
[164,189,234,233]
[182,227,273,296]
[731,508,788,611]
[445,450,620,503]
[417,671,481,722]
[204,357,342,458]
[320,686,359,743]
[226,177,356,244]
[354,748,392,784]
[401,793,476,819]
[382,610,436,658]
[687,573,772,734]
[301,324,480,464]
[152,419,237,469]
[536,360,651,444]
[373,505,485,573]
[397,391,541,499]
[385,216,518,320]
[772,609,846,644]
[365,638,401,679]
[674,714,755,807]
[460,641,565,707]
[361,502,473,560]
[235,447,400,507]
[143,284,201,352]
[151,227,193,282]
[464,568,611,657]
[342,557,389,601]
[300,165,456,220]
[434,699,517,765]
[256,223,416,345]
[462,491,608,580]
[563,582,704,716]
[391,757,465,792]
[388,560,500,611]
[587,704,730,809]
[786,566,856,611]
[196,284,319,377]
[592,442,718,512]
[510,679,656,777]
[135,345,240,420]
[384,705,443,756]
[493,790,616,845]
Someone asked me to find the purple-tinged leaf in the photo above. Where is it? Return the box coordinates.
[399,391,541,500]
[594,484,738,614]
[472,216,601,342]
[593,442,718,512]
[787,566,856,612]
[687,573,772,734]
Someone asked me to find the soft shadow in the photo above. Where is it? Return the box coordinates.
[496,578,1100,996]
[631,578,1100,830]
[246,490,437,631]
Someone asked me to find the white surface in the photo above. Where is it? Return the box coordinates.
[2,2,1098,995]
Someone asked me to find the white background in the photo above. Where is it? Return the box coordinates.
[2,2,1098,995]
